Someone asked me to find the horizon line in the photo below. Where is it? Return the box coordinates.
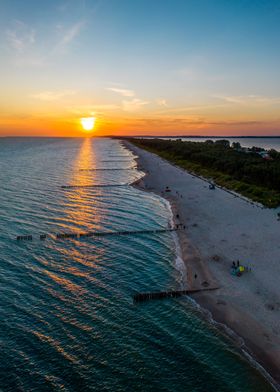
[2,135,280,139]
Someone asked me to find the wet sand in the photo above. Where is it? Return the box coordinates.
[125,141,280,390]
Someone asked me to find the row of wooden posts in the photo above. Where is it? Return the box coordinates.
[16,227,180,241]
[133,287,219,302]
[61,184,128,189]
[79,168,135,171]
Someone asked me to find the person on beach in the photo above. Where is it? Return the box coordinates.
[231,261,237,276]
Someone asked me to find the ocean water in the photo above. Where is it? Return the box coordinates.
[0,137,274,391]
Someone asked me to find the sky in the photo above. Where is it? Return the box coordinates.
[1,0,280,137]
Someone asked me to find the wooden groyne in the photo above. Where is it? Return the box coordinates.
[108,155,131,158]
[16,235,33,241]
[16,227,180,241]
[133,287,219,302]
[100,160,132,163]
[61,184,128,189]
[79,168,135,171]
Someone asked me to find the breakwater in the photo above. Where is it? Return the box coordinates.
[16,227,180,241]
[133,287,219,302]
[79,168,136,171]
[61,184,128,189]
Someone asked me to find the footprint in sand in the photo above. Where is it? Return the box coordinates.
[265,303,276,311]
[263,333,271,341]
[216,300,227,306]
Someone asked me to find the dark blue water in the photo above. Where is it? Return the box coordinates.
[0,137,274,391]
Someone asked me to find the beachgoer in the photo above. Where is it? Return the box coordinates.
[237,260,240,267]
[194,274,197,279]
[232,261,236,269]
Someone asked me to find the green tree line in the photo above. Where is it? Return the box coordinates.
[129,138,280,208]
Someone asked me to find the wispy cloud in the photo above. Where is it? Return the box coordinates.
[67,104,120,116]
[107,87,135,97]
[54,21,85,54]
[214,94,280,105]
[122,98,149,112]
[5,19,85,67]
[107,85,150,111]
[6,20,35,53]
[31,90,76,101]
[156,99,168,107]
[59,22,84,46]
[133,117,272,130]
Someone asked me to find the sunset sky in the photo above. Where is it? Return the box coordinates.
[1,0,280,137]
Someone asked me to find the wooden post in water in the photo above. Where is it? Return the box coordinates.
[133,287,219,302]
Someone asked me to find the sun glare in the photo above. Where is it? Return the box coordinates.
[81,117,96,131]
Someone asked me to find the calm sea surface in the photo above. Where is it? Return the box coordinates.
[0,137,274,391]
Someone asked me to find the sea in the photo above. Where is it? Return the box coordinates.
[0,137,274,391]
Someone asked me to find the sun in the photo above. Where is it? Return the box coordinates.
[80,117,96,131]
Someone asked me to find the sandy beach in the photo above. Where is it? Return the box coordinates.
[125,141,280,389]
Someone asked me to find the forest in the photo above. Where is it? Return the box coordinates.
[129,138,280,208]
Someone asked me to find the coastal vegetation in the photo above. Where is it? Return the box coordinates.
[129,138,280,208]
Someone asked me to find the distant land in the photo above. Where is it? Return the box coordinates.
[117,135,280,139]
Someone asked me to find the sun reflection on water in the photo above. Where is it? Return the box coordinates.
[64,138,103,231]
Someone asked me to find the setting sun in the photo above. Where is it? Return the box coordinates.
[80,117,96,131]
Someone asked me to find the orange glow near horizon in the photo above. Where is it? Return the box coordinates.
[1,112,280,137]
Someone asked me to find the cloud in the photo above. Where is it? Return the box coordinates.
[155,103,228,115]
[156,99,168,107]
[31,90,76,101]
[5,19,85,67]
[133,117,271,130]
[122,98,149,112]
[54,21,85,54]
[107,85,151,111]
[213,94,280,105]
[91,104,120,111]
[67,104,120,116]
[107,87,135,97]
[60,21,84,46]
[6,20,35,53]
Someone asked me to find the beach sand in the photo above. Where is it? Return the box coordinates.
[125,141,280,389]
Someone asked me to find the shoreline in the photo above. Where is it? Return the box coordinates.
[124,140,280,391]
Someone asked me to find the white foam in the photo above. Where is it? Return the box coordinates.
[161,197,187,287]
[186,296,279,391]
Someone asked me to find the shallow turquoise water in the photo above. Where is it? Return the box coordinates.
[0,137,273,391]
